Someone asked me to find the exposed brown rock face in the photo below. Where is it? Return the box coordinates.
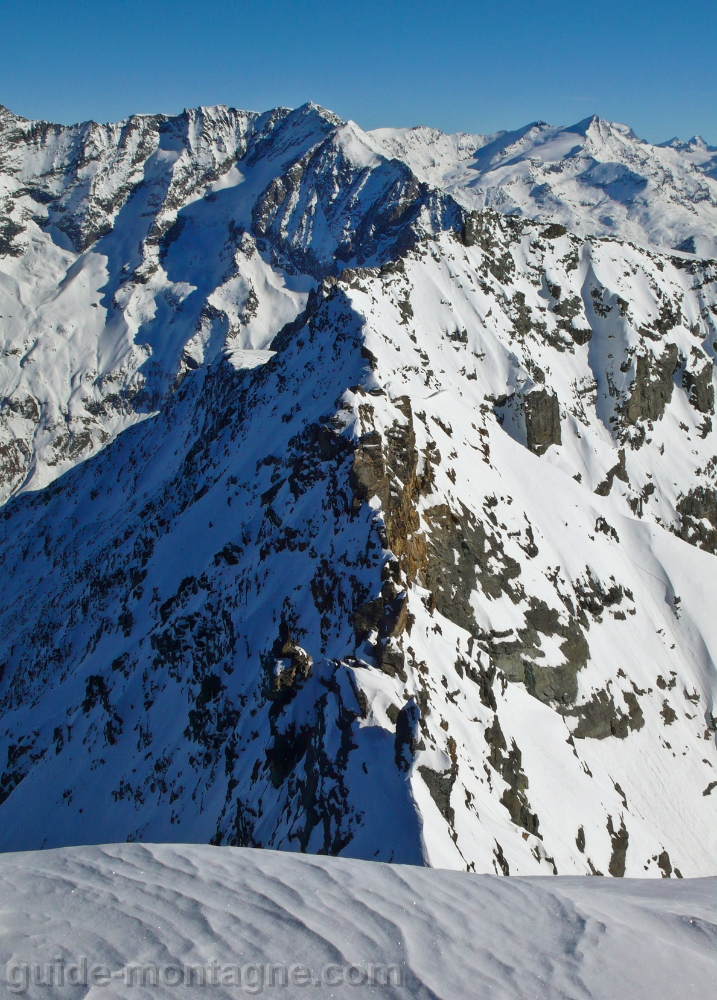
[350,581,407,645]
[395,699,422,771]
[418,764,457,826]
[263,621,313,699]
[422,503,522,630]
[347,396,428,678]
[349,430,387,507]
[459,210,518,284]
[594,448,629,496]
[607,816,629,877]
[552,288,591,344]
[380,397,427,584]
[349,396,426,584]
[566,688,645,740]
[488,599,589,706]
[485,715,539,836]
[0,440,29,494]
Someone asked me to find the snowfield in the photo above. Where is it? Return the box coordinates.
[0,843,715,999]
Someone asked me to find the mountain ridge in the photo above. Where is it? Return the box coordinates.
[370,113,717,257]
[0,100,715,876]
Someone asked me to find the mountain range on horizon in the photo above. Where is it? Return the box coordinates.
[0,98,715,878]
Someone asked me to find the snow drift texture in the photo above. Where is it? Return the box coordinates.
[0,102,716,877]
[1,843,716,1000]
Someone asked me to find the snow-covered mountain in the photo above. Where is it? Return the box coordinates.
[1,103,716,506]
[371,116,717,257]
[0,101,716,878]
[0,102,461,504]
[2,843,716,1000]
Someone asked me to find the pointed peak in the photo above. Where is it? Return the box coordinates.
[295,102,345,128]
[658,134,716,154]
[566,114,603,137]
[0,103,29,127]
[566,115,641,144]
[686,135,716,151]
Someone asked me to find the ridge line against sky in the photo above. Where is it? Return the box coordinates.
[2,0,716,146]
[2,100,715,154]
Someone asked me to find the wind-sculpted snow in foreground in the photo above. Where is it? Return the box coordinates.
[0,843,715,999]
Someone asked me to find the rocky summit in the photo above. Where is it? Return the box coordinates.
[0,102,715,877]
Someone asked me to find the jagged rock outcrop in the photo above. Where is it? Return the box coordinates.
[524,388,562,455]
[677,487,717,554]
[683,363,715,414]
[263,620,313,699]
[621,345,680,428]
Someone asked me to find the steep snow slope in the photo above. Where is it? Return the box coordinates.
[1,844,716,1000]
[0,216,715,877]
[371,117,717,256]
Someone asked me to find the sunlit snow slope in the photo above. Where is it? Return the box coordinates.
[2,103,716,504]
[1,844,716,1000]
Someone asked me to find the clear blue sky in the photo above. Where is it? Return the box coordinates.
[3,0,716,144]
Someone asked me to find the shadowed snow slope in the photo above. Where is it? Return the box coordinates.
[0,843,715,1000]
